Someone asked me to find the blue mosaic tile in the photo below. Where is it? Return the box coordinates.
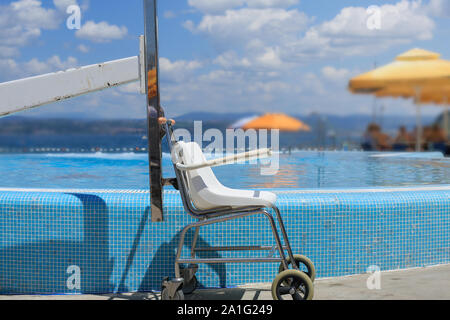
[0,187,449,294]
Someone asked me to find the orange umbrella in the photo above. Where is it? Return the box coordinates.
[242,113,310,132]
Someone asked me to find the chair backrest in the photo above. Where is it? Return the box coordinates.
[172,141,224,210]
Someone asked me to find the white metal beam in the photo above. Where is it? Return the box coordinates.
[0,56,140,117]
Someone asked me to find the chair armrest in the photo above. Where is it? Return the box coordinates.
[176,148,272,171]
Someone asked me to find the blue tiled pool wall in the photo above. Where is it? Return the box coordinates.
[1,188,450,294]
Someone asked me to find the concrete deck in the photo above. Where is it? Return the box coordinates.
[2,264,450,300]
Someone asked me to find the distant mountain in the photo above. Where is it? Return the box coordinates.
[299,113,436,133]
[0,112,439,136]
[174,112,257,122]
[0,112,442,151]
[0,118,147,135]
[175,112,437,133]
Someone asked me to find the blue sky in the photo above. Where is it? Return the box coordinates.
[1,0,450,119]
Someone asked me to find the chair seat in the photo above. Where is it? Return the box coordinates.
[194,180,277,210]
[173,141,277,211]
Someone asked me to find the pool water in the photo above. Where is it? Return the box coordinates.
[1,151,450,294]
[0,151,449,190]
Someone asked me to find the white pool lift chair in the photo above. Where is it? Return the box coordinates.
[160,119,316,301]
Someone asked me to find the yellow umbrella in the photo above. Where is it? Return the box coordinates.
[349,48,450,151]
[374,84,450,101]
[242,113,311,132]
[350,49,450,92]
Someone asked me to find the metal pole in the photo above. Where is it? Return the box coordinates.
[416,105,422,152]
[415,87,422,152]
[444,96,449,140]
[143,0,164,222]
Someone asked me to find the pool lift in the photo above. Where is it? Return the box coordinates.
[0,0,316,300]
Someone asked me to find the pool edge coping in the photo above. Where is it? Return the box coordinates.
[0,185,449,195]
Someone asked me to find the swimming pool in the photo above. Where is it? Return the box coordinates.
[0,151,449,189]
[0,151,450,295]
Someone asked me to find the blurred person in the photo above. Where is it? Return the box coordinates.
[429,124,446,143]
[362,123,392,151]
[429,124,447,154]
[393,126,413,151]
[362,123,378,151]
[412,126,431,151]
[423,126,433,146]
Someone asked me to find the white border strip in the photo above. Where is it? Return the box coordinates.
[275,185,450,194]
[0,185,449,195]
[0,188,150,194]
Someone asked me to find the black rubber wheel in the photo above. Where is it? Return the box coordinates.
[272,269,314,301]
[182,275,198,295]
[279,254,316,282]
[161,288,185,300]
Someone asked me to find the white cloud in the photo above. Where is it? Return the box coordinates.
[188,0,299,14]
[53,0,89,11]
[246,0,300,9]
[0,0,89,61]
[255,47,284,69]
[159,57,203,82]
[428,0,450,17]
[117,82,140,94]
[0,59,20,79]
[115,57,203,95]
[176,0,442,117]
[286,0,435,59]
[0,25,41,48]
[188,0,246,14]
[1,0,441,118]
[23,55,78,75]
[321,66,351,83]
[76,21,128,43]
[186,0,436,68]
[301,72,325,95]
[214,51,252,69]
[77,44,89,53]
[186,8,310,49]
[0,0,58,53]
[0,46,20,58]
[317,1,434,40]
[159,65,331,117]
[9,0,60,29]
[213,47,290,71]
[20,88,147,119]
[53,0,77,11]
[0,55,78,81]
